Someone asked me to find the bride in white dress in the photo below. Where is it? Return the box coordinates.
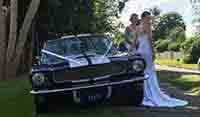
[135,11,188,107]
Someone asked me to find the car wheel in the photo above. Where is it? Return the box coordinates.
[111,81,144,106]
[34,96,48,114]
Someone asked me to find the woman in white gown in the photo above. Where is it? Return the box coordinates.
[135,11,188,107]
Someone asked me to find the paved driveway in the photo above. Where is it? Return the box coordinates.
[156,65,200,75]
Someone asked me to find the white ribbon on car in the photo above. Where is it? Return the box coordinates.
[89,41,112,65]
[41,41,113,67]
[42,49,89,68]
[102,41,113,57]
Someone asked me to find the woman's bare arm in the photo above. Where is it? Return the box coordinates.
[132,26,139,49]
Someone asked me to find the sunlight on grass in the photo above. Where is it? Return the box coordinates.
[155,58,198,70]
[158,72,200,96]
[188,87,200,96]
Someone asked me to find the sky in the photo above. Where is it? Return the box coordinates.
[120,0,196,37]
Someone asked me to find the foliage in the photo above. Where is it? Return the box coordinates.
[149,6,161,31]
[182,33,200,63]
[155,57,198,70]
[154,12,186,41]
[155,39,170,52]
[154,12,186,53]
[168,42,180,52]
[113,31,124,46]
[167,26,186,43]
[48,0,120,35]
[149,6,161,17]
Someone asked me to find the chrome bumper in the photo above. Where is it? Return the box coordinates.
[31,75,148,95]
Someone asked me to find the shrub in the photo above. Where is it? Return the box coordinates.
[156,39,170,52]
[188,43,200,63]
[168,42,180,51]
[182,34,200,63]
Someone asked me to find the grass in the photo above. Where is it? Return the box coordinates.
[155,58,198,70]
[0,79,35,117]
[157,71,200,96]
[0,77,120,117]
[1,72,200,117]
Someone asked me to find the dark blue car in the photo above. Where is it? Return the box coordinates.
[30,34,148,114]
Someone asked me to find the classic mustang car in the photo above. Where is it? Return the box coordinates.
[30,34,148,114]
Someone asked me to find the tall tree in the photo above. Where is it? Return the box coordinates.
[0,0,4,79]
[14,0,40,75]
[48,0,120,34]
[154,12,186,40]
[0,0,10,79]
[0,0,40,79]
[149,6,161,31]
[6,0,18,77]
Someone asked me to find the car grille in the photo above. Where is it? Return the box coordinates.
[53,62,127,82]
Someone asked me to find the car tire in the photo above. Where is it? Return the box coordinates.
[34,96,48,114]
[111,81,144,106]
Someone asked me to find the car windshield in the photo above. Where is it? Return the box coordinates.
[40,35,117,64]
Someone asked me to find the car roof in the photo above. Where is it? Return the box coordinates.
[61,33,92,39]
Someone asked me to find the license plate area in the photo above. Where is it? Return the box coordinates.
[73,87,112,104]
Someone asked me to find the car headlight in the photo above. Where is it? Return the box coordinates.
[132,59,145,73]
[32,73,45,86]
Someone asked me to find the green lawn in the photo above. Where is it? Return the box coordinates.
[155,58,198,70]
[0,78,120,117]
[157,71,200,96]
[0,79,35,117]
[1,73,200,117]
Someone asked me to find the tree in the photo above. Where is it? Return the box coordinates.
[118,0,130,13]
[0,0,125,79]
[0,0,10,79]
[0,0,41,79]
[167,26,186,43]
[154,12,186,41]
[6,0,18,76]
[47,0,121,34]
[0,0,5,79]
[149,6,161,17]
[149,6,161,31]
[182,33,200,63]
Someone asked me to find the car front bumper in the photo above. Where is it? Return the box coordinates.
[30,75,148,95]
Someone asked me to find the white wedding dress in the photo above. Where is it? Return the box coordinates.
[136,32,188,107]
